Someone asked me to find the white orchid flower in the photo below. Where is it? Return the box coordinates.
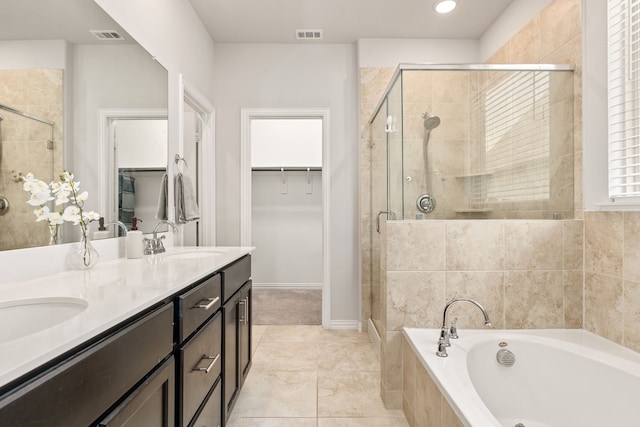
[75,191,88,203]
[63,205,81,225]
[48,212,64,225]
[27,189,53,206]
[60,171,74,182]
[55,190,70,205]
[83,211,100,222]
[33,206,50,221]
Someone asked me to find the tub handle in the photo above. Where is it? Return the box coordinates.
[449,317,458,339]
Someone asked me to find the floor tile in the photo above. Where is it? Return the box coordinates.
[318,342,379,372]
[232,370,317,418]
[227,418,317,427]
[318,328,373,343]
[318,371,404,418]
[252,342,318,371]
[260,325,322,343]
[318,418,409,427]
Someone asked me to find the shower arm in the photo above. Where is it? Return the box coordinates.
[424,130,433,195]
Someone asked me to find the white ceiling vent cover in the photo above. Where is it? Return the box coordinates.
[295,29,323,40]
[90,30,125,41]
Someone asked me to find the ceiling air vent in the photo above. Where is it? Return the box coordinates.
[295,29,323,40]
[90,30,125,41]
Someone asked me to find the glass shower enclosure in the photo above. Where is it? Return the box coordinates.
[366,64,575,336]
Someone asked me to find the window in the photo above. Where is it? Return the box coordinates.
[608,0,640,199]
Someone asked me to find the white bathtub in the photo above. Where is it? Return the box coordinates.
[403,328,640,427]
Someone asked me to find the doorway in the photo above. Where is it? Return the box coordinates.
[240,108,330,328]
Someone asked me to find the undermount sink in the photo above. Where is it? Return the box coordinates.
[164,250,225,260]
[0,297,88,343]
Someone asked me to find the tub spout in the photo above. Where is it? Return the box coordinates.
[436,298,491,357]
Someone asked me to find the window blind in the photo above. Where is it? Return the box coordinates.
[469,71,551,206]
[608,0,640,198]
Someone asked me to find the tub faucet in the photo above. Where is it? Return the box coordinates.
[144,220,178,255]
[436,298,491,357]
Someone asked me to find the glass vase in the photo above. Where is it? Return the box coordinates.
[48,224,61,245]
[67,232,99,270]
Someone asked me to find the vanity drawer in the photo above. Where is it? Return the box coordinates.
[177,273,221,343]
[190,378,222,427]
[222,255,251,302]
[179,311,222,426]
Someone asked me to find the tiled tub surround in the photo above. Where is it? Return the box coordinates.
[377,219,584,408]
[402,328,640,427]
[0,246,253,388]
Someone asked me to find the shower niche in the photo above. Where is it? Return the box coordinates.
[370,64,575,221]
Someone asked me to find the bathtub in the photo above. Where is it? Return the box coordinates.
[403,328,640,427]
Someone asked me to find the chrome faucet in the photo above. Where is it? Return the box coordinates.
[144,220,178,255]
[436,298,491,357]
[105,220,128,237]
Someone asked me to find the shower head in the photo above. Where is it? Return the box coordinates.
[422,112,440,130]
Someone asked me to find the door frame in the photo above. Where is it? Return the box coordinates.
[240,108,331,328]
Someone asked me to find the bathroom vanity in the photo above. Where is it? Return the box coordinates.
[0,247,253,427]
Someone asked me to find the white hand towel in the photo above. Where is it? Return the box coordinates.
[175,172,200,223]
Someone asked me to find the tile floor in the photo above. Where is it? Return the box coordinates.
[226,325,409,427]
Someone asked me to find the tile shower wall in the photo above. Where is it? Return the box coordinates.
[584,211,640,353]
[379,218,584,407]
[0,69,63,250]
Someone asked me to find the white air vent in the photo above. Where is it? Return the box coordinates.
[295,29,323,40]
[90,30,125,41]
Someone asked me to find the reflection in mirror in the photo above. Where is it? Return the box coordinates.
[0,0,168,251]
[113,118,167,235]
[0,75,63,250]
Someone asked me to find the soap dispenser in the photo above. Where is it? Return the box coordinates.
[94,217,110,240]
[126,217,143,259]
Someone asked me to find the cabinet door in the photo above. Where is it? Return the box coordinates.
[222,293,239,421]
[238,281,252,385]
[96,357,175,427]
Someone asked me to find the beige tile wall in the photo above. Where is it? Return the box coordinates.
[0,69,64,250]
[584,211,640,353]
[381,218,583,408]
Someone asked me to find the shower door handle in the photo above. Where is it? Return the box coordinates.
[376,211,388,234]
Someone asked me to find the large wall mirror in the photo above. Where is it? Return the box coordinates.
[0,0,168,250]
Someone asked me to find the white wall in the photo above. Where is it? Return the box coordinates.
[95,0,216,225]
[581,0,608,210]
[252,171,323,288]
[214,43,359,324]
[357,38,479,67]
[72,44,167,227]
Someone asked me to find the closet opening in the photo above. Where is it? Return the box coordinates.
[241,109,330,328]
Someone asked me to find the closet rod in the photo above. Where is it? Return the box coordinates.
[252,167,322,172]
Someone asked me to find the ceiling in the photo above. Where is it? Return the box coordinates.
[188,0,516,44]
[0,0,133,45]
[0,0,515,46]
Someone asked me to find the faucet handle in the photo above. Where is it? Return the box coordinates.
[449,317,459,339]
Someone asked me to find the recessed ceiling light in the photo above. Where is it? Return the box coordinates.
[434,0,457,14]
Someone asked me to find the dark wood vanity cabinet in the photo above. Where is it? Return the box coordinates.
[222,256,252,423]
[0,303,174,427]
[0,254,251,427]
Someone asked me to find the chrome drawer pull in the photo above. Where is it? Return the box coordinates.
[193,296,220,310]
[192,353,220,373]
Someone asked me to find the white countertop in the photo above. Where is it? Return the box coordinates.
[0,246,253,389]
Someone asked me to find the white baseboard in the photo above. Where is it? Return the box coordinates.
[252,283,322,290]
[368,318,381,359]
[325,320,360,330]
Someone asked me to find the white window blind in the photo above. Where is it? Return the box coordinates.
[473,71,550,205]
[608,0,640,198]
